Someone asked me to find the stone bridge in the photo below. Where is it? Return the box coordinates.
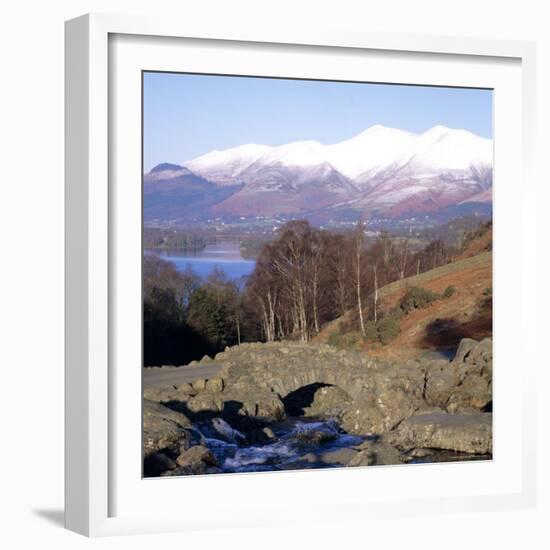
[146,339,492,437]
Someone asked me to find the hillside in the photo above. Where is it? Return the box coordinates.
[316,230,492,361]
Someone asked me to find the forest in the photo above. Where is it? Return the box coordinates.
[144,219,489,366]
[143,227,208,251]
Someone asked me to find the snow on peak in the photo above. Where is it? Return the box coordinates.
[184,143,272,184]
[255,140,326,167]
[186,143,271,169]
[182,125,492,184]
[397,126,492,172]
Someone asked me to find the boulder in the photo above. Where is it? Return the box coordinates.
[320,447,359,465]
[347,450,373,467]
[290,422,339,445]
[192,378,207,392]
[423,360,460,408]
[446,372,492,412]
[453,338,478,363]
[205,377,224,393]
[353,439,404,465]
[341,370,424,435]
[177,382,195,395]
[143,384,195,404]
[143,400,192,475]
[143,452,177,476]
[447,339,492,412]
[407,448,434,459]
[423,339,492,413]
[232,390,286,422]
[305,385,352,418]
[247,426,277,444]
[211,417,246,444]
[389,412,492,454]
[185,393,224,414]
[464,338,492,365]
[175,445,218,474]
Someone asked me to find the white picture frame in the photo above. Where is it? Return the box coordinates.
[65,13,537,537]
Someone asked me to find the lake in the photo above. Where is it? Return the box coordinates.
[146,240,256,281]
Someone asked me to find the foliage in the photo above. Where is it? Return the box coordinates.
[442,285,456,298]
[364,309,402,345]
[400,286,440,314]
[143,227,207,251]
[143,218,490,362]
[460,220,493,252]
[376,315,401,344]
[327,331,358,349]
[187,288,230,349]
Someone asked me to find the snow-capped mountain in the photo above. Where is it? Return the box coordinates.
[185,144,272,186]
[144,125,492,222]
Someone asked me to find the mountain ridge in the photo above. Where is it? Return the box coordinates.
[145,125,492,222]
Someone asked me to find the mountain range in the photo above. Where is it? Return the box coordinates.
[144,125,493,223]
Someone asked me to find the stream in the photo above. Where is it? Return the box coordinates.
[193,417,367,473]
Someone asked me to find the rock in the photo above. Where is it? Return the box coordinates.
[262,426,276,440]
[453,338,478,363]
[211,417,246,444]
[407,448,433,459]
[143,400,192,474]
[447,340,492,412]
[143,384,195,403]
[175,445,218,474]
[306,385,352,418]
[177,382,195,395]
[290,423,338,445]
[185,393,224,414]
[299,452,320,464]
[347,450,373,467]
[205,377,224,393]
[236,391,286,422]
[320,447,359,465]
[353,439,404,465]
[464,338,492,365]
[422,339,492,413]
[423,361,460,408]
[143,452,177,476]
[201,355,213,363]
[341,365,425,435]
[446,373,492,412]
[192,378,207,392]
[247,425,278,444]
[389,412,492,454]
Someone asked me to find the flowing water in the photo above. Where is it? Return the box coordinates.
[193,418,367,473]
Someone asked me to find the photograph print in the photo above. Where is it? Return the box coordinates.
[142,73,493,478]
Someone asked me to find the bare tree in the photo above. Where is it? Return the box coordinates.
[372,262,379,323]
[354,219,367,338]
[396,238,410,280]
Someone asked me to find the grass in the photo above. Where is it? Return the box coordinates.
[379,252,492,299]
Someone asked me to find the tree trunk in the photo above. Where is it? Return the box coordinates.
[312,265,320,334]
[356,247,366,337]
[373,264,379,323]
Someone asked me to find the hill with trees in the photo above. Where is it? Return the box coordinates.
[143,218,491,366]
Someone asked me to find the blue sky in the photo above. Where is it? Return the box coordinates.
[143,72,493,172]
